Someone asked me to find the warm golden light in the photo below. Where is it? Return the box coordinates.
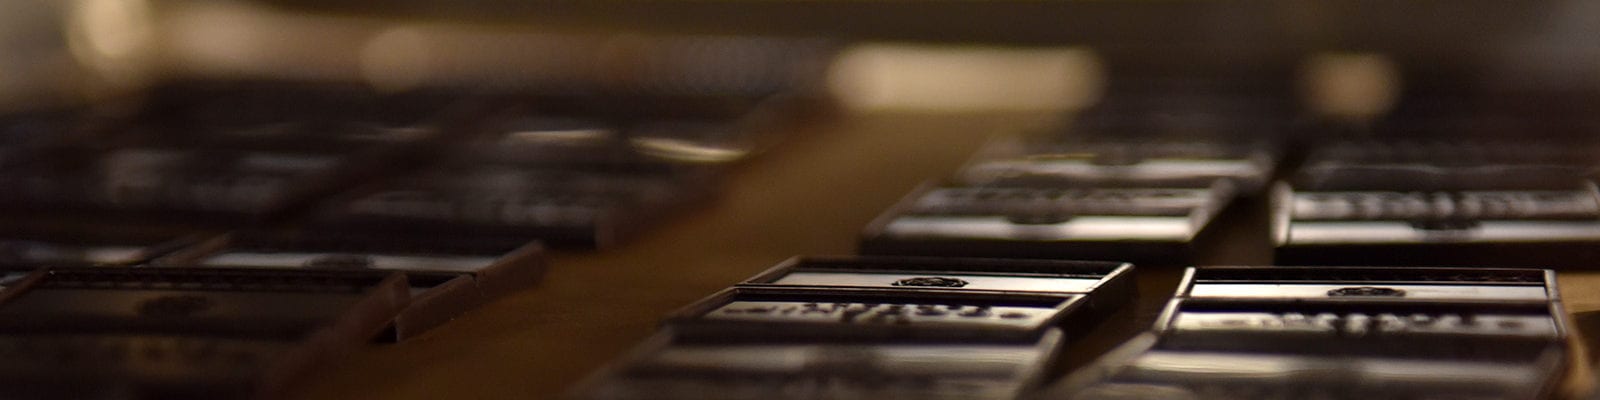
[828,44,1104,113]
[67,0,156,88]
[1302,52,1401,120]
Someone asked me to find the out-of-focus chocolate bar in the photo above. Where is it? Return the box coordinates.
[137,81,475,153]
[860,181,1234,264]
[0,146,387,225]
[0,334,316,400]
[959,139,1277,192]
[310,163,718,248]
[1303,139,1600,166]
[1272,180,1600,267]
[0,267,409,399]
[738,256,1133,323]
[153,232,544,340]
[570,329,1065,400]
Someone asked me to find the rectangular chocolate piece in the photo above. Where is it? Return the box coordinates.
[0,267,408,399]
[665,287,1087,342]
[1154,300,1568,354]
[1272,182,1600,267]
[310,163,718,248]
[1049,333,1566,400]
[571,329,1064,400]
[1050,266,1571,400]
[958,139,1276,192]
[1175,266,1556,303]
[1166,307,1560,339]
[1160,266,1567,345]
[860,181,1234,264]
[154,232,545,340]
[739,256,1133,323]
[0,334,321,400]
[0,267,409,341]
[1301,140,1600,171]
[742,256,1130,294]
[0,147,375,224]
[138,80,471,153]
[0,85,463,226]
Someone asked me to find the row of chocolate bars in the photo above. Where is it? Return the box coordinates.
[861,82,1600,267]
[571,84,1595,399]
[0,36,835,398]
[0,78,820,249]
[570,260,1567,400]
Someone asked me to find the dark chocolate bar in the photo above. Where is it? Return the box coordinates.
[1272,181,1600,267]
[1302,139,1600,171]
[958,139,1276,192]
[310,163,718,248]
[1047,266,1571,400]
[738,256,1133,323]
[0,267,409,399]
[138,81,473,153]
[0,147,373,224]
[1049,333,1566,400]
[860,181,1234,264]
[570,329,1065,400]
[154,232,544,340]
[1175,266,1556,304]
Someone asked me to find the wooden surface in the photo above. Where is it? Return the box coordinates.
[292,111,1600,400]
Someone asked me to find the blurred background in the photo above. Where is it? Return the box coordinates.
[5,0,1600,115]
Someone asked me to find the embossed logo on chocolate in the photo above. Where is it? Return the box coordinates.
[1326,286,1406,297]
[137,295,215,317]
[892,277,970,288]
[304,254,376,269]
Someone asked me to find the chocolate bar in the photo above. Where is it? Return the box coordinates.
[309,163,719,248]
[0,267,409,398]
[738,256,1133,323]
[137,81,473,153]
[860,181,1234,264]
[1051,333,1565,400]
[1046,266,1570,400]
[576,253,1138,399]
[0,147,381,225]
[570,329,1065,400]
[958,139,1276,192]
[1163,266,1565,349]
[153,232,544,340]
[1272,181,1600,267]
[1301,140,1600,169]
[1175,266,1555,303]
